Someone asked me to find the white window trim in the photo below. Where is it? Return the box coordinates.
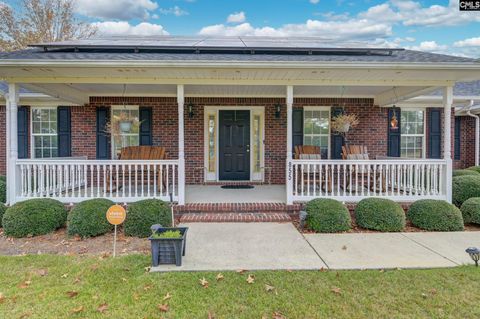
[203,106,265,182]
[400,107,427,159]
[110,105,140,159]
[30,106,59,159]
[303,106,331,159]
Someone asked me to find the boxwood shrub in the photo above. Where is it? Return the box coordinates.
[467,166,480,174]
[125,199,171,237]
[67,199,114,238]
[0,204,6,227]
[0,176,6,203]
[2,199,67,237]
[460,197,480,225]
[407,199,464,231]
[453,169,480,177]
[305,198,351,233]
[355,198,405,232]
[452,175,480,207]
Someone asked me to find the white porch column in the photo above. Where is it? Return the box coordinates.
[286,85,294,204]
[6,83,19,205]
[177,84,186,205]
[443,86,453,203]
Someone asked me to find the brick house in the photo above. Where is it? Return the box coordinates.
[0,36,479,212]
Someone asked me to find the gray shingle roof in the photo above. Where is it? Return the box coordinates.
[428,80,480,97]
[0,47,478,64]
[0,81,32,95]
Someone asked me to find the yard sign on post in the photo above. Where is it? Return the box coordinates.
[106,205,126,257]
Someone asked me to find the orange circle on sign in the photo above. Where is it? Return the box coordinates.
[106,205,126,225]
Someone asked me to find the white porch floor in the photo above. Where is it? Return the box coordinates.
[185,185,286,204]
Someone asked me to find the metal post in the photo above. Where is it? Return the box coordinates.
[113,225,117,257]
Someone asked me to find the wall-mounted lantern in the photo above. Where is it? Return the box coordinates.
[275,104,282,119]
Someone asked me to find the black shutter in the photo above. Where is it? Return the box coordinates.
[57,106,71,157]
[428,109,442,159]
[331,107,345,159]
[139,106,153,145]
[292,108,303,155]
[454,117,461,160]
[96,107,111,159]
[387,108,401,157]
[17,106,28,159]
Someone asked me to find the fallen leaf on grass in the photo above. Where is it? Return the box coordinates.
[208,310,215,319]
[143,284,153,291]
[19,312,32,319]
[73,277,81,284]
[61,273,68,278]
[158,304,169,312]
[216,273,224,281]
[272,311,286,319]
[319,267,327,272]
[132,293,140,301]
[430,288,437,295]
[421,293,428,299]
[199,278,209,288]
[265,284,276,292]
[163,292,172,301]
[35,269,48,277]
[71,306,84,314]
[97,303,108,313]
[236,269,247,274]
[144,266,151,272]
[0,292,5,303]
[19,280,31,289]
[331,287,342,295]
[246,274,255,284]
[66,291,78,298]
[121,278,128,282]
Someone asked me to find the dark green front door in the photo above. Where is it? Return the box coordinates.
[219,110,250,181]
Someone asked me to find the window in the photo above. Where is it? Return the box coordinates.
[303,108,330,159]
[111,106,140,159]
[207,114,216,172]
[400,109,425,158]
[32,107,58,158]
[253,114,262,173]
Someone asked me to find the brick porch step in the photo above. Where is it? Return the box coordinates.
[179,212,292,223]
[174,203,302,223]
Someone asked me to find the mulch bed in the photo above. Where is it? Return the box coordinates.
[0,227,151,256]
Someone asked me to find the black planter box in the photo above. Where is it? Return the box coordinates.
[149,227,188,267]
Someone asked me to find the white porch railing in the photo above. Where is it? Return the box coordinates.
[288,159,448,202]
[15,159,179,203]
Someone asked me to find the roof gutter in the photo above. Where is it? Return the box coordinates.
[465,100,480,166]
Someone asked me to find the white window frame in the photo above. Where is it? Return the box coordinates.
[30,106,59,159]
[400,107,426,159]
[303,106,331,159]
[110,105,140,159]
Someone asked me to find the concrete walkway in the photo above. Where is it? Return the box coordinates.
[151,223,480,272]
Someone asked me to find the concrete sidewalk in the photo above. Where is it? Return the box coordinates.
[151,223,480,272]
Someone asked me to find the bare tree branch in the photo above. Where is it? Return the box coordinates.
[0,0,97,52]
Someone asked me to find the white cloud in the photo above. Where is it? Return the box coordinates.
[159,6,188,16]
[75,0,158,20]
[310,0,320,4]
[92,21,169,36]
[407,41,448,53]
[454,37,480,47]
[227,12,246,24]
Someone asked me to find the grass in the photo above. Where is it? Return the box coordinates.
[0,255,480,318]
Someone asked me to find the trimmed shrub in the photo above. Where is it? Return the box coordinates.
[452,175,480,207]
[355,198,405,232]
[467,166,480,174]
[0,176,6,203]
[67,199,114,238]
[305,198,351,233]
[0,204,6,227]
[407,199,464,231]
[125,199,171,238]
[453,169,480,177]
[2,199,67,237]
[460,197,480,225]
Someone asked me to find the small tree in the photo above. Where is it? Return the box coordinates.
[0,0,97,52]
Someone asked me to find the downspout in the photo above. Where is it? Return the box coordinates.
[465,100,480,166]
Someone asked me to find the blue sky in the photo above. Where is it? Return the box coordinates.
[5,0,480,57]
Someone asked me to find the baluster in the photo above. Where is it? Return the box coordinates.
[397,164,401,197]
[348,163,352,196]
[367,164,371,196]
[337,164,340,196]
[172,163,176,198]
[114,163,119,198]
[306,162,310,197]
[318,163,323,197]
[355,164,358,196]
[122,164,125,199]
[166,164,170,198]
[129,164,132,198]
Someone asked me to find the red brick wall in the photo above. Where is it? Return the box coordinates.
[454,115,476,169]
[0,99,474,181]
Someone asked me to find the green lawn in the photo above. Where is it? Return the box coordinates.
[1,255,479,318]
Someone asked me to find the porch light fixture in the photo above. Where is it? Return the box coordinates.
[390,106,399,130]
[466,247,480,267]
[188,103,195,119]
[275,104,282,119]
